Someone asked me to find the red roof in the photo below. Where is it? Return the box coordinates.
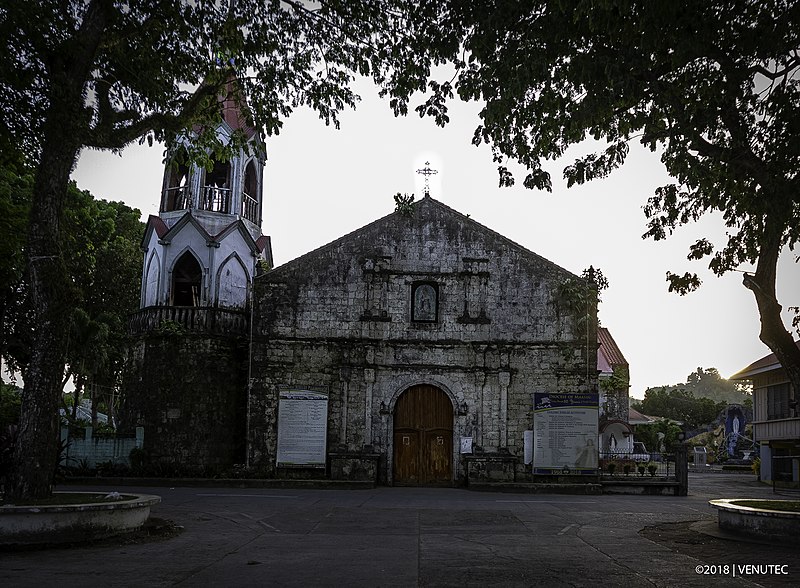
[147,215,170,239]
[255,235,271,253]
[220,78,257,140]
[628,407,655,425]
[598,327,628,372]
[730,340,800,380]
[191,75,258,140]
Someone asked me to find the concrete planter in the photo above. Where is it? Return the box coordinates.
[0,492,160,546]
[709,499,800,544]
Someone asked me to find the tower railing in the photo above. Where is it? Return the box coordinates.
[129,306,248,337]
[200,186,232,214]
[163,186,189,212]
[242,191,259,224]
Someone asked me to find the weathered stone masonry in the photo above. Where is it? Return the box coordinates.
[121,310,248,470]
[248,196,597,484]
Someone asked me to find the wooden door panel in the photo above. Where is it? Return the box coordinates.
[393,429,420,485]
[393,385,454,486]
[425,429,452,484]
[394,385,452,430]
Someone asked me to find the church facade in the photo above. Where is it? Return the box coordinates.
[121,82,600,485]
[246,196,598,484]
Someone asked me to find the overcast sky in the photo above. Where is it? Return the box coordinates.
[72,79,799,399]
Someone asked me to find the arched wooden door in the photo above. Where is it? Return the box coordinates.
[393,384,453,486]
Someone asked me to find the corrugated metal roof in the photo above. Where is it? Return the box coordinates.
[598,327,628,368]
[730,340,800,380]
[597,349,613,374]
[628,407,655,425]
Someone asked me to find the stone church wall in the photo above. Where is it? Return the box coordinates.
[248,198,597,484]
[248,339,591,483]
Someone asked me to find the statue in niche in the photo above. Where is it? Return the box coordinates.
[413,283,437,321]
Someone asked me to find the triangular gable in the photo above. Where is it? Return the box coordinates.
[213,219,260,255]
[160,211,214,244]
[597,349,613,375]
[422,196,577,279]
[266,195,580,281]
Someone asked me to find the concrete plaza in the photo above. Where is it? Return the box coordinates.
[1,472,794,587]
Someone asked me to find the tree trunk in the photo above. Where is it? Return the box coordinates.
[7,137,77,500]
[5,1,108,502]
[743,224,800,403]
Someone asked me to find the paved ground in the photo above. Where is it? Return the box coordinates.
[1,472,796,587]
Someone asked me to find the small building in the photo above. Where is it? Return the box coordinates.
[597,327,633,453]
[730,341,800,484]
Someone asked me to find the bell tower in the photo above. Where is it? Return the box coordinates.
[140,80,272,310]
[122,78,271,470]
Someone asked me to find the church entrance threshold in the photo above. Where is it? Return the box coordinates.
[393,384,453,486]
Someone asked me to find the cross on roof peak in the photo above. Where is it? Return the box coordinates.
[415,161,438,197]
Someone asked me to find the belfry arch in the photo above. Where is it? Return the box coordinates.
[202,160,232,213]
[171,250,203,306]
[242,159,259,223]
[162,150,191,212]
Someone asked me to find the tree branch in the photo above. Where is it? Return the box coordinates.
[85,81,223,150]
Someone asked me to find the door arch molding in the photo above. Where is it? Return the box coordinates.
[387,378,460,413]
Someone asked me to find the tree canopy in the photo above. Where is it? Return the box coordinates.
[1,1,438,159]
[414,0,800,398]
[0,0,442,500]
[634,387,725,430]
[633,366,749,427]
[683,367,750,405]
[0,162,143,426]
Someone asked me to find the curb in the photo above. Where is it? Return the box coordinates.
[60,477,376,490]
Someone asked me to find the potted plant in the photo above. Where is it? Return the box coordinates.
[647,462,657,477]
[637,463,647,476]
[606,462,617,476]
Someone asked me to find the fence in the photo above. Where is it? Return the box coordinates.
[599,447,688,496]
[60,427,143,469]
[599,451,678,479]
